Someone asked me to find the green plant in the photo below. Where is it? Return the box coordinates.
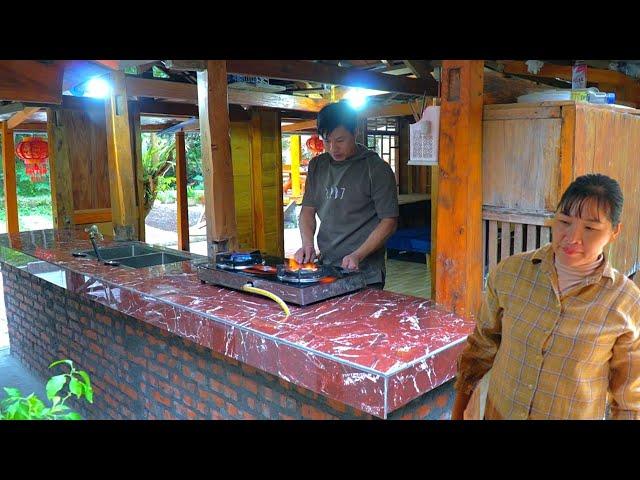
[0,359,93,420]
[142,133,175,217]
[157,175,176,193]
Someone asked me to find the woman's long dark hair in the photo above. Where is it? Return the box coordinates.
[556,174,623,227]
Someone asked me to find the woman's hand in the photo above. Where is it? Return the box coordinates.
[451,391,472,420]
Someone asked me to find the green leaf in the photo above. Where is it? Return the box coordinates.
[27,395,46,416]
[3,387,22,398]
[46,374,67,401]
[69,377,83,398]
[65,412,82,420]
[49,359,73,370]
[6,402,20,419]
[83,384,94,404]
[77,370,92,389]
[16,403,30,420]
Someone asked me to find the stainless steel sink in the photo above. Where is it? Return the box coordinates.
[115,252,190,268]
[74,242,192,268]
[82,243,158,260]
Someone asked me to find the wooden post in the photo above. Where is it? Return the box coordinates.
[128,102,146,241]
[46,108,75,229]
[104,71,139,240]
[1,122,19,233]
[434,60,484,318]
[250,112,265,252]
[175,131,189,251]
[197,60,237,257]
[290,135,301,198]
[430,165,438,300]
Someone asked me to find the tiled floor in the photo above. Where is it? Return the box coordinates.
[385,258,431,299]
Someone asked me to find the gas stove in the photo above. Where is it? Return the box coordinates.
[197,250,366,306]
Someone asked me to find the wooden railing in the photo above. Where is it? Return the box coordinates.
[482,207,554,281]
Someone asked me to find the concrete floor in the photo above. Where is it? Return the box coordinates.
[0,348,48,404]
[0,271,49,405]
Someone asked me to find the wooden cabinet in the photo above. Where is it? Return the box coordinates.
[482,101,640,277]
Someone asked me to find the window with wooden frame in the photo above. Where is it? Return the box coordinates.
[366,117,400,189]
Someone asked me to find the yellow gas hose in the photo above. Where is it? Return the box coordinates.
[241,283,290,318]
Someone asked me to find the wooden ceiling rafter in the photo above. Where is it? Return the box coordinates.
[7,107,41,130]
[225,60,438,96]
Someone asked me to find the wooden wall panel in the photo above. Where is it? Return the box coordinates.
[261,110,284,257]
[482,116,562,212]
[573,105,640,276]
[230,122,255,250]
[63,108,111,211]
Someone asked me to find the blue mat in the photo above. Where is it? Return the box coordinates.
[386,227,431,253]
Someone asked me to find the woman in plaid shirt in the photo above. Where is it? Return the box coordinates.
[452,174,640,420]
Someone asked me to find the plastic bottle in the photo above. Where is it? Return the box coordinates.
[587,90,616,104]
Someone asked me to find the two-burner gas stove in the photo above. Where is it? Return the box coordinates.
[196,251,366,306]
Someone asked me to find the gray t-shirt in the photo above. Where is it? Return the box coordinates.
[301,144,399,284]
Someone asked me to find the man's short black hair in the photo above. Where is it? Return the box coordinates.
[316,101,358,139]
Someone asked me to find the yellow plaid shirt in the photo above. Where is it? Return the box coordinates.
[455,244,640,420]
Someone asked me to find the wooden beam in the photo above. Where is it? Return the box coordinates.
[175,131,189,251]
[163,60,206,71]
[46,108,75,228]
[11,122,47,132]
[0,60,64,104]
[137,100,199,117]
[483,68,549,104]
[402,60,433,79]
[126,76,198,102]
[229,89,328,112]
[7,107,41,130]
[434,60,484,318]
[290,135,301,197]
[125,77,328,112]
[197,61,237,254]
[282,120,318,133]
[104,71,139,240]
[73,208,112,224]
[281,100,425,133]
[226,60,438,96]
[129,102,146,242]
[1,122,19,233]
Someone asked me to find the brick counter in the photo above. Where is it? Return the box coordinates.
[0,229,472,419]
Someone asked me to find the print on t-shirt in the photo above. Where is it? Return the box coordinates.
[325,186,346,200]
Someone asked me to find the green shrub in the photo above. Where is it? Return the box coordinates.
[0,359,93,420]
[156,190,177,204]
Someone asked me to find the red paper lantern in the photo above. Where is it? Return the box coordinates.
[15,136,49,182]
[306,135,324,156]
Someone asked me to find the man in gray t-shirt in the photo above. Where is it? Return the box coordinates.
[295,101,399,287]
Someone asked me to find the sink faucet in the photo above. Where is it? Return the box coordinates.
[85,225,104,261]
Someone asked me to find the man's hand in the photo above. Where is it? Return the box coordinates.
[341,252,362,270]
[294,245,317,264]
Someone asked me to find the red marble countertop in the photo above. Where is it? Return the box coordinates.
[0,229,474,418]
